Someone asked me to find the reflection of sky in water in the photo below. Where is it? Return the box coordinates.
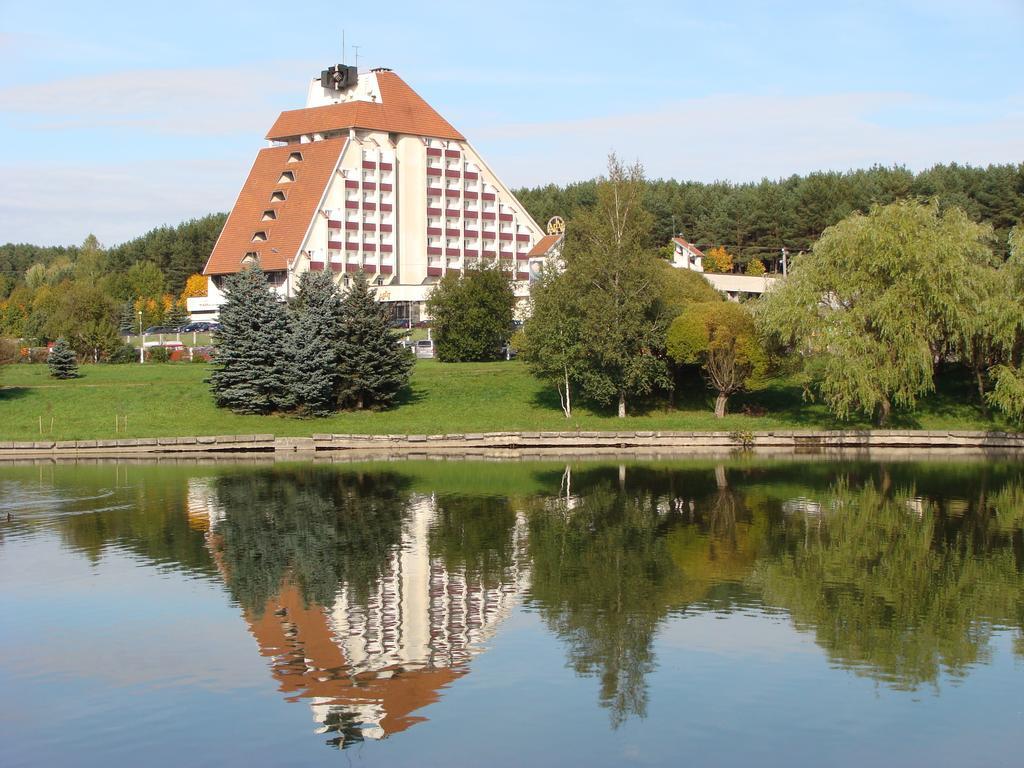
[1,461,1023,767]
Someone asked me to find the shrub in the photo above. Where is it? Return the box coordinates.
[148,346,170,363]
[108,343,138,364]
[48,337,79,379]
[745,258,766,276]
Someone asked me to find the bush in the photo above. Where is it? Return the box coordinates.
[745,258,766,276]
[148,346,170,363]
[108,343,138,364]
[0,338,20,365]
[426,265,515,362]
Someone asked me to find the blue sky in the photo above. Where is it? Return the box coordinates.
[1,0,1021,245]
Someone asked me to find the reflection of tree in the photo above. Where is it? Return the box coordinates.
[212,468,412,614]
[427,493,522,589]
[526,483,688,726]
[753,480,1024,690]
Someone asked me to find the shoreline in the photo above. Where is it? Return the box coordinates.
[2,429,1024,461]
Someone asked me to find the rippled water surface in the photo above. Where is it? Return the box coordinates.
[2,458,1023,767]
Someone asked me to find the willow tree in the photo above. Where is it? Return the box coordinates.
[759,200,995,424]
[986,227,1024,422]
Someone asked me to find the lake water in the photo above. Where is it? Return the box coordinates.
[1,457,1022,767]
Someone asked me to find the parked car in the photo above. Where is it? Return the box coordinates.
[414,339,435,359]
[143,325,178,335]
[181,321,215,332]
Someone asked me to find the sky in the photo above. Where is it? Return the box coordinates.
[0,0,1021,246]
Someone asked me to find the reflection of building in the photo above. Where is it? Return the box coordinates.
[195,65,548,322]
[188,484,526,747]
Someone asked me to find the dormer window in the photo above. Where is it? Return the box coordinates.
[278,171,295,183]
[270,190,286,202]
[288,151,303,163]
[252,231,268,242]
[262,210,277,221]
[242,252,258,266]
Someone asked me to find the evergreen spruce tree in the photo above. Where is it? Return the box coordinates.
[118,302,137,337]
[48,336,79,379]
[209,266,294,414]
[336,271,413,410]
[286,270,345,416]
[166,301,189,329]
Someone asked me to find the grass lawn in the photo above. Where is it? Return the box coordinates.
[0,359,1010,441]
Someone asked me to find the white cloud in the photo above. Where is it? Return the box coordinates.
[468,91,1024,187]
[0,62,317,136]
[0,158,249,245]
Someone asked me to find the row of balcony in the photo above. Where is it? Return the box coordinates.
[310,261,394,275]
[345,180,394,192]
[328,220,394,233]
[426,262,530,280]
[426,147,461,159]
[427,246,531,258]
[341,201,394,212]
[328,241,395,253]
[361,160,395,171]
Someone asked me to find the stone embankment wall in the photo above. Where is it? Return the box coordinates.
[1,430,1023,459]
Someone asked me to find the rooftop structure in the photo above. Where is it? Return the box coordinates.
[195,66,549,322]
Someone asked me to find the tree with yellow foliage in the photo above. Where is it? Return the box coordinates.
[703,246,733,274]
[180,273,208,303]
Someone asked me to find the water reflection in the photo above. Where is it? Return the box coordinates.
[5,459,1024,754]
[195,468,527,748]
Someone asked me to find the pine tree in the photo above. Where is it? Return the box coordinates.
[118,302,136,336]
[336,271,413,410]
[209,266,294,414]
[166,301,189,329]
[286,270,345,416]
[48,336,79,379]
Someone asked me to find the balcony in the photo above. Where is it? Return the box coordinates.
[499,213,513,222]
[345,180,358,189]
[427,227,442,236]
[427,207,442,216]
[464,229,479,239]
[463,210,479,219]
[328,219,342,229]
[309,261,324,271]
[445,189,460,199]
[380,264,393,274]
[345,200,359,209]
[427,187,443,197]
[445,169,460,178]
[380,183,393,192]
[362,160,376,170]
[445,209,461,218]
[364,243,376,252]
[426,147,442,157]
[482,192,496,201]
[446,228,460,237]
[499,232,514,241]
[363,203,376,212]
[464,171,479,181]
[327,263,342,273]
[427,167,442,177]
[346,242,359,251]
[482,250,496,258]
[428,246,443,256]
[516,253,530,261]
[380,244,393,253]
[380,203,392,212]
[363,222,376,232]
[363,263,377,273]
[363,182,376,191]
[516,233,531,242]
[464,249,479,258]
[482,212,496,221]
[427,266,443,277]
[380,223,393,233]
[345,221,358,230]
[380,162,393,171]
[444,149,460,158]
[446,248,460,257]
[346,263,360,273]
[328,240,343,249]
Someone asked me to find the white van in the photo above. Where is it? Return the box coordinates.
[414,339,435,359]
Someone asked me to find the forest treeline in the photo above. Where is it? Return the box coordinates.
[515,162,1024,265]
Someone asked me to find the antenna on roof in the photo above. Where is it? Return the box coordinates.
[342,30,346,64]
[353,45,360,70]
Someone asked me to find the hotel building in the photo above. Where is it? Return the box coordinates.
[195,65,557,321]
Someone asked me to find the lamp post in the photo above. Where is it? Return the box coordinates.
[137,310,144,364]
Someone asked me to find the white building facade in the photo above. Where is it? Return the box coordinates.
[196,67,548,322]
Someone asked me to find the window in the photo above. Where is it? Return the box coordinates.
[288,151,303,163]
[278,171,295,183]
[376,277,384,286]
[261,210,277,221]
[252,231,268,242]
[270,190,286,202]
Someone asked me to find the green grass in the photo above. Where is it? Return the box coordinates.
[0,359,1010,441]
